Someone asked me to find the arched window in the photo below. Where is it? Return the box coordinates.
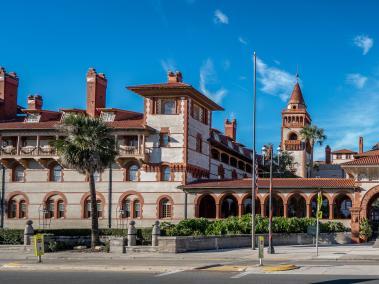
[133,200,141,218]
[242,196,261,215]
[19,200,27,218]
[57,200,65,218]
[45,194,66,219]
[159,198,172,219]
[221,153,229,164]
[238,161,245,171]
[198,194,216,218]
[220,194,238,218]
[128,164,139,181]
[311,194,329,219]
[8,199,17,218]
[211,149,220,160]
[287,194,306,217]
[161,166,171,181]
[288,132,298,141]
[13,165,25,182]
[46,199,55,219]
[265,194,284,217]
[8,195,27,219]
[230,157,237,167]
[51,164,62,182]
[84,198,102,219]
[246,164,252,173]
[333,194,352,219]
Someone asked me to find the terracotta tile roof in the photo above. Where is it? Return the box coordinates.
[127,82,224,111]
[355,149,379,157]
[0,118,146,130]
[341,155,379,166]
[288,83,306,105]
[183,178,357,189]
[331,149,357,154]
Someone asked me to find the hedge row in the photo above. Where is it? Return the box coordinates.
[160,215,349,236]
[0,228,152,245]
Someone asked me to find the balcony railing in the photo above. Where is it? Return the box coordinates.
[284,140,304,151]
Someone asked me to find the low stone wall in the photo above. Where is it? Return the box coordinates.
[157,232,352,253]
[44,235,125,251]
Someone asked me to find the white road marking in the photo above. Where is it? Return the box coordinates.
[156,270,184,277]
[231,271,255,279]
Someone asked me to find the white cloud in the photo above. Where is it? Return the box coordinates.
[273,60,281,65]
[317,76,379,153]
[255,57,296,101]
[223,59,231,71]
[199,58,228,104]
[238,36,247,45]
[346,73,368,89]
[160,59,177,72]
[353,35,374,55]
[214,9,229,24]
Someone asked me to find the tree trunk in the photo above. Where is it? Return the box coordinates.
[89,173,100,249]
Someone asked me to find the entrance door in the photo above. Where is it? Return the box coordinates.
[368,196,379,232]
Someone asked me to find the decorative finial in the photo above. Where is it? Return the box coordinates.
[295,64,300,82]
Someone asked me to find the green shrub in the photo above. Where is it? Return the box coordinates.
[160,215,348,237]
[0,229,24,245]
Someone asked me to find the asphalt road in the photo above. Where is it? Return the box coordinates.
[0,271,379,284]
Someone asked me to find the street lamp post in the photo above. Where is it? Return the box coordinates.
[262,145,281,254]
[251,51,257,250]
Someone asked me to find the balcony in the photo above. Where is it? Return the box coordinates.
[284,140,304,151]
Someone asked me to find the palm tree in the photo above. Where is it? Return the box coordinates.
[53,114,117,248]
[299,125,327,177]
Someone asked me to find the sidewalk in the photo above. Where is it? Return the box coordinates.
[1,243,379,274]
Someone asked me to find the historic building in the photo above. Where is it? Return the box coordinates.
[0,67,253,229]
[1,65,379,243]
[281,82,312,178]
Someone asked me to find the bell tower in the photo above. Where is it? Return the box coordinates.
[281,79,312,177]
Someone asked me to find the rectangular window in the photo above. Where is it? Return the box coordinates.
[100,112,116,122]
[25,114,41,123]
[160,132,170,147]
[156,99,176,114]
[192,103,208,124]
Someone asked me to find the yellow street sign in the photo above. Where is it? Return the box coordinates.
[33,234,44,257]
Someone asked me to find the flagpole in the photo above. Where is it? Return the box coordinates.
[251,51,257,250]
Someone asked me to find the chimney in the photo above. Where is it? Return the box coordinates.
[325,145,331,164]
[359,136,364,154]
[86,68,107,117]
[167,71,183,83]
[0,67,19,120]
[27,95,43,110]
[224,118,237,141]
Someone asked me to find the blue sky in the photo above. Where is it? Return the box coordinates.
[1,0,378,159]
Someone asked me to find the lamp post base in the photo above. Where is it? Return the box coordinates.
[267,246,275,254]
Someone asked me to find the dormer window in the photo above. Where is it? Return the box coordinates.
[101,111,115,122]
[227,140,233,149]
[25,113,40,123]
[214,132,220,142]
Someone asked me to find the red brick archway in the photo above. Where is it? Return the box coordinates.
[360,185,379,218]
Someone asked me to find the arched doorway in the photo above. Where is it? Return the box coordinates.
[311,194,329,219]
[198,194,216,218]
[333,194,352,219]
[287,193,306,217]
[265,194,284,217]
[220,194,238,218]
[242,195,261,215]
[367,193,379,231]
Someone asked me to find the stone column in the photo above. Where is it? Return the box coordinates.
[36,135,40,155]
[151,221,161,247]
[24,220,34,247]
[306,203,311,218]
[260,202,265,217]
[238,203,243,217]
[16,136,21,155]
[283,203,288,218]
[329,203,334,220]
[127,220,137,247]
[215,203,220,219]
[350,207,360,243]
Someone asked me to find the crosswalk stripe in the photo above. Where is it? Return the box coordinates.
[156,270,184,277]
[231,271,254,279]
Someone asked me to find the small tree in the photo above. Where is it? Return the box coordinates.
[299,125,327,177]
[53,114,117,248]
